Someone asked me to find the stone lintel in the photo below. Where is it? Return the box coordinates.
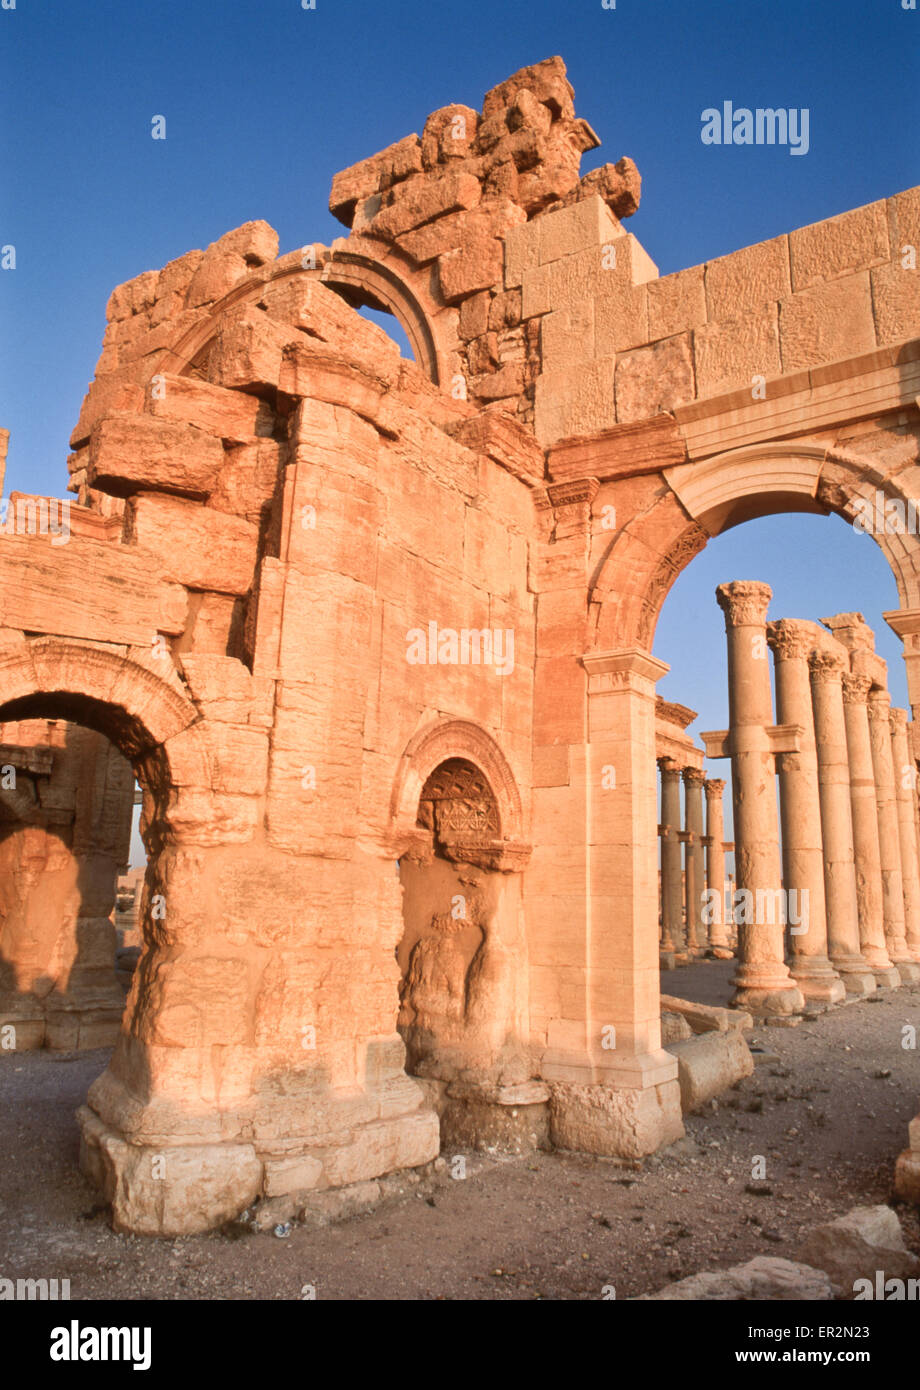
[767,722,804,754]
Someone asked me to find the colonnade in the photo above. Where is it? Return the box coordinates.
[695,583,920,1017]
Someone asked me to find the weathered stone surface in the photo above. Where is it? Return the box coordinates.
[88,415,224,498]
[647,265,706,341]
[789,201,889,291]
[437,234,503,303]
[330,135,423,225]
[796,1205,920,1293]
[704,236,791,321]
[145,373,275,443]
[640,1257,834,1300]
[615,334,694,423]
[693,307,782,398]
[665,1031,754,1111]
[779,272,876,371]
[124,494,260,595]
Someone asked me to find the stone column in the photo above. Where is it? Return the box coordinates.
[683,767,707,957]
[840,673,900,987]
[767,621,844,1005]
[869,689,920,982]
[890,709,920,963]
[895,1107,920,1205]
[704,778,732,957]
[715,582,803,1016]
[658,758,684,964]
[809,659,876,996]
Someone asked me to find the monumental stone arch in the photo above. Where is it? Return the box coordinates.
[1,55,920,1231]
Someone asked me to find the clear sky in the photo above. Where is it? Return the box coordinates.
[1,0,917,864]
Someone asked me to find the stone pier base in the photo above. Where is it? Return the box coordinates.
[549,1077,684,1159]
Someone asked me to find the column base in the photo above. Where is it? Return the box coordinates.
[659,951,677,971]
[426,1079,550,1155]
[893,959,920,984]
[788,962,846,1006]
[872,965,903,989]
[731,983,805,1017]
[830,957,878,996]
[549,1076,683,1159]
[710,947,735,960]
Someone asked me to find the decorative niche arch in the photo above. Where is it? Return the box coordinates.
[390,719,530,871]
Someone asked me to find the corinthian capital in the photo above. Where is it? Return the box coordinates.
[766,618,818,662]
[716,580,772,627]
[842,673,872,705]
[808,648,847,684]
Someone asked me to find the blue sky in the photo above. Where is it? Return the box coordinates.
[1,0,916,861]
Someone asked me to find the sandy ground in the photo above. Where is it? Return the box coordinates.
[1,963,918,1301]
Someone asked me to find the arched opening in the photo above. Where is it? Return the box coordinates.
[0,638,207,1052]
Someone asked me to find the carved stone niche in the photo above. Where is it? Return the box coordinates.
[416,758,530,871]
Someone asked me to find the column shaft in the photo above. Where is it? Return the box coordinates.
[704,779,732,957]
[869,690,920,981]
[890,710,920,962]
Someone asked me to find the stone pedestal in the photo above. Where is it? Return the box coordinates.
[841,675,901,988]
[809,664,876,996]
[767,621,844,1006]
[715,582,803,1017]
[894,1109,920,1205]
[704,778,732,958]
[868,690,920,982]
[890,709,920,964]
[683,768,708,957]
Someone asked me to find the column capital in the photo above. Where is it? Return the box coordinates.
[704,777,726,798]
[766,618,818,661]
[682,766,706,787]
[842,672,872,704]
[889,706,909,733]
[808,648,847,683]
[715,580,772,627]
[657,756,682,779]
[582,647,669,688]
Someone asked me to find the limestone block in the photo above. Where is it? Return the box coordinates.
[779,272,876,371]
[647,265,706,341]
[105,270,159,323]
[570,160,641,222]
[186,252,250,308]
[468,361,524,401]
[208,439,284,523]
[204,723,269,796]
[320,1110,440,1188]
[209,220,278,267]
[534,357,615,445]
[895,1146,920,1205]
[438,234,504,304]
[482,56,575,125]
[693,307,781,399]
[789,201,889,291]
[398,199,525,267]
[658,994,753,1034]
[70,369,147,449]
[796,1205,919,1293]
[421,104,480,169]
[207,311,294,394]
[458,291,491,341]
[888,187,920,260]
[0,533,188,643]
[145,373,274,444]
[372,170,482,242]
[593,284,649,358]
[503,220,541,289]
[615,334,695,423]
[537,195,623,265]
[540,299,594,369]
[155,249,205,304]
[641,1257,833,1301]
[660,1011,693,1044]
[79,1110,262,1236]
[262,1154,324,1197]
[88,415,224,499]
[330,135,424,225]
[445,412,545,485]
[124,494,260,596]
[870,260,920,345]
[549,1078,684,1158]
[704,236,791,320]
[665,1030,754,1112]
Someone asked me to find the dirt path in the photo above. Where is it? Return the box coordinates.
[1,979,918,1301]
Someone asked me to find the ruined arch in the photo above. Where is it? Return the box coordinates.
[0,637,209,791]
[590,442,920,655]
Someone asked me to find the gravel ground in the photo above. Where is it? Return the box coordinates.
[1,966,918,1301]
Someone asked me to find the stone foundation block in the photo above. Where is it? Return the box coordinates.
[665,1031,754,1113]
[549,1077,684,1159]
